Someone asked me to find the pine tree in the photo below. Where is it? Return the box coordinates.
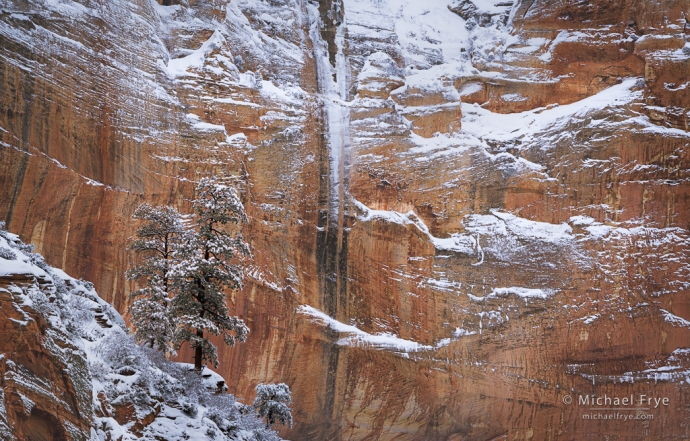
[253,383,293,429]
[126,203,184,356]
[170,178,250,371]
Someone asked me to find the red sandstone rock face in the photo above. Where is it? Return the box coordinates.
[2,0,690,439]
[0,273,92,440]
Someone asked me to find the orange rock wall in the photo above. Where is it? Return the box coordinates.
[2,0,690,439]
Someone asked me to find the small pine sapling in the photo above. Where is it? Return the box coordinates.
[171,178,250,371]
[253,383,293,429]
[126,204,184,355]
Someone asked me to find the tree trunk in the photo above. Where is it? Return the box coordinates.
[194,329,204,372]
[193,238,211,373]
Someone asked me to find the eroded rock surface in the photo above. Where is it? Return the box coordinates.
[2,0,690,439]
[0,278,91,440]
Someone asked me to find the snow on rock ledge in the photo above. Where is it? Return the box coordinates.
[469,286,555,302]
[298,305,451,353]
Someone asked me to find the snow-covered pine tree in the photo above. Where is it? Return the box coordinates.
[253,383,293,429]
[170,178,250,372]
[126,203,184,356]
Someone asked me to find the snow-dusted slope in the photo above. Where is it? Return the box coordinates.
[0,223,279,440]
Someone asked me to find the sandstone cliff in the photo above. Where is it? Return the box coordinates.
[1,0,690,439]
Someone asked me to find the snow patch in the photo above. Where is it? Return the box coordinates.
[353,198,479,256]
[164,30,225,78]
[461,78,641,145]
[298,305,438,352]
[470,287,555,301]
[661,310,690,328]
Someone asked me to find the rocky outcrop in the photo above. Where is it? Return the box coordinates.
[2,0,690,439]
[0,235,93,440]
[0,282,91,441]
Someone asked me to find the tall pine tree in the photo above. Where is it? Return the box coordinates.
[126,204,184,356]
[171,178,250,371]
